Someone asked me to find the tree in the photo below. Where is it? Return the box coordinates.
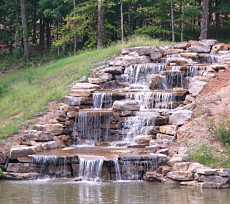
[20,0,30,61]
[120,0,124,44]
[199,0,210,39]
[97,0,104,48]
[170,0,175,41]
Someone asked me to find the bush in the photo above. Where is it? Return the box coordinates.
[0,168,3,177]
[215,120,230,145]
[189,144,217,166]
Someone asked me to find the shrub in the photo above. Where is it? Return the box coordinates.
[189,144,217,166]
[0,168,3,177]
[215,120,230,145]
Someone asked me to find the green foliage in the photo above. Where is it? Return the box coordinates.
[189,144,218,167]
[0,83,8,96]
[209,120,230,145]
[0,168,3,177]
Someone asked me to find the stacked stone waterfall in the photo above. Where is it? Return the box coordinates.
[5,40,230,186]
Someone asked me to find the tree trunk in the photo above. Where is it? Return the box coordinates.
[73,0,77,54]
[120,0,124,44]
[39,18,45,49]
[180,0,184,42]
[199,0,209,40]
[97,0,104,49]
[20,0,29,61]
[170,0,175,42]
[46,21,51,49]
[32,0,37,45]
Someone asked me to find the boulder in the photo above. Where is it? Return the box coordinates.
[166,171,194,181]
[188,78,207,97]
[3,172,39,180]
[196,175,230,186]
[101,66,125,75]
[113,100,140,111]
[173,42,191,49]
[155,115,169,126]
[195,167,218,176]
[156,148,169,155]
[156,133,175,142]
[0,152,6,165]
[166,57,194,65]
[6,163,38,173]
[88,73,113,84]
[146,144,161,153]
[150,51,163,61]
[200,39,218,47]
[180,52,198,59]
[188,41,211,53]
[72,83,99,90]
[144,171,167,182]
[10,146,36,160]
[149,74,165,90]
[64,96,81,106]
[169,110,192,125]
[159,125,177,136]
[46,123,64,136]
[217,169,230,177]
[70,89,95,97]
[210,64,228,72]
[134,135,152,145]
[173,162,191,172]
[109,53,151,66]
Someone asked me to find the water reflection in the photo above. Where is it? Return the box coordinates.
[0,180,230,204]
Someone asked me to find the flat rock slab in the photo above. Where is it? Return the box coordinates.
[166,171,194,181]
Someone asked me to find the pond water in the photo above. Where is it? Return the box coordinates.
[0,179,230,204]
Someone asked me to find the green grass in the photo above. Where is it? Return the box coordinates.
[189,144,219,167]
[189,143,230,168]
[0,36,170,139]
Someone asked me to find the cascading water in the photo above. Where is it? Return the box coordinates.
[123,63,165,85]
[122,111,158,143]
[127,91,174,110]
[93,92,113,109]
[79,158,104,181]
[113,159,121,180]
[31,155,69,177]
[121,159,159,180]
[73,110,112,145]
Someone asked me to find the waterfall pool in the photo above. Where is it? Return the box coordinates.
[0,179,229,204]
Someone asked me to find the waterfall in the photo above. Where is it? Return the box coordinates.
[31,155,60,165]
[113,159,121,180]
[31,155,69,177]
[73,110,112,145]
[123,63,165,85]
[79,158,104,181]
[93,92,113,109]
[122,111,158,143]
[187,65,198,77]
[163,71,184,89]
[127,91,174,110]
[122,159,158,180]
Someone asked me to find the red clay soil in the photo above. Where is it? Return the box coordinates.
[201,69,230,96]
[177,68,230,153]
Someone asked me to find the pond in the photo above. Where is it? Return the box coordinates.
[0,179,230,204]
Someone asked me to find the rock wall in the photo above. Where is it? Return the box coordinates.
[1,39,230,188]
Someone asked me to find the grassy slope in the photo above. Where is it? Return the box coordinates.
[0,36,170,139]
